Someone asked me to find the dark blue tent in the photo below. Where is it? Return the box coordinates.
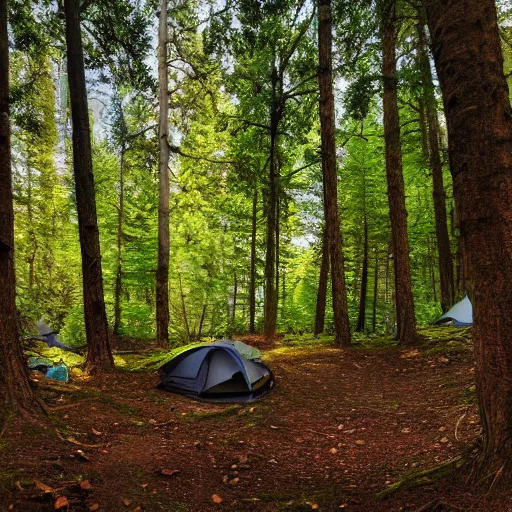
[158,344,274,403]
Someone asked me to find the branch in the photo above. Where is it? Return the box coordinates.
[169,144,236,165]
[126,124,157,141]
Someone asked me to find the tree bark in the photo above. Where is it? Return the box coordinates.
[177,273,190,341]
[356,216,369,332]
[64,0,113,372]
[263,64,280,343]
[318,0,351,347]
[372,250,379,333]
[416,15,454,313]
[314,228,329,335]
[113,146,125,336]
[156,0,170,346]
[426,0,512,478]
[249,188,257,333]
[0,0,44,417]
[232,273,238,325]
[381,0,417,344]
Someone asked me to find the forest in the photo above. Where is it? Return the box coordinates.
[1,0,512,510]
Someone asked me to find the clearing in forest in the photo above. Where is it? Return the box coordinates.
[1,330,510,512]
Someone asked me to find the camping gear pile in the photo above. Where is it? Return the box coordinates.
[158,339,274,403]
[28,356,69,382]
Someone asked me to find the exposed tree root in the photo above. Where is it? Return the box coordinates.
[376,455,464,500]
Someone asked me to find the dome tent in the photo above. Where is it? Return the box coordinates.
[433,296,473,326]
[158,343,273,403]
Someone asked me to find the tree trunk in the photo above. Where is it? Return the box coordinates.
[263,65,279,343]
[113,146,125,336]
[198,303,207,338]
[156,0,170,346]
[318,0,351,347]
[177,273,190,341]
[381,0,417,344]
[417,15,454,313]
[314,228,329,335]
[64,0,113,372]
[356,217,369,332]
[232,273,238,325]
[0,0,44,417]
[249,188,257,333]
[372,250,379,333]
[426,0,512,478]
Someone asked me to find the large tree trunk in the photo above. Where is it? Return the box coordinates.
[314,228,329,335]
[156,0,170,346]
[426,0,512,478]
[416,15,454,313]
[318,0,351,347]
[64,0,113,372]
[249,188,257,333]
[381,0,417,344]
[356,217,369,332]
[0,0,43,417]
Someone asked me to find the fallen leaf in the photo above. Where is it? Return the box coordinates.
[270,425,280,429]
[212,494,223,504]
[80,480,92,491]
[400,349,420,359]
[8,505,14,511]
[401,428,411,434]
[159,469,180,477]
[15,481,24,492]
[229,477,239,485]
[355,440,366,445]
[440,437,449,443]
[123,498,132,506]
[140,483,149,489]
[35,480,54,493]
[132,507,142,512]
[54,496,69,510]
[312,504,319,510]
[330,448,338,454]
[439,426,446,432]
[89,505,99,511]
[91,428,103,436]
[249,407,255,413]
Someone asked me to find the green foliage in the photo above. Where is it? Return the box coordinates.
[8,0,484,346]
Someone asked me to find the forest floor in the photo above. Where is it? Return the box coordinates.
[2,329,512,512]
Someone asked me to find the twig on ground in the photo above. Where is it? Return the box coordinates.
[48,399,98,411]
[487,464,504,494]
[454,407,469,441]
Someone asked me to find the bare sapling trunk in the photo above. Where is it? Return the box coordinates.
[427,0,512,480]
[356,217,369,332]
[64,0,113,372]
[156,0,170,346]
[249,188,257,333]
[318,0,351,347]
[381,0,417,344]
[263,68,279,343]
[314,228,329,335]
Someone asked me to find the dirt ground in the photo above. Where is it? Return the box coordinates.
[2,333,512,512]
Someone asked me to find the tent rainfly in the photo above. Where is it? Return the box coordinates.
[433,296,473,326]
[158,343,274,403]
